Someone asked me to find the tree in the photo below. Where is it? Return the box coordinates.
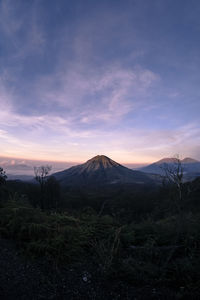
[0,167,7,186]
[160,156,186,277]
[0,167,7,202]
[161,155,184,214]
[44,176,61,211]
[34,165,52,210]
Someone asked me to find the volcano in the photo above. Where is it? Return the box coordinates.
[140,157,200,175]
[52,155,152,187]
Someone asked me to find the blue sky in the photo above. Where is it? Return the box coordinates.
[0,0,200,163]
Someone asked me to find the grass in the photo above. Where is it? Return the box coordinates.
[0,197,200,298]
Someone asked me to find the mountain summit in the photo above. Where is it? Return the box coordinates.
[79,155,121,172]
[140,157,200,175]
[155,157,199,164]
[181,157,199,164]
[53,155,152,187]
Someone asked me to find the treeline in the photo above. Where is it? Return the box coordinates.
[3,175,200,222]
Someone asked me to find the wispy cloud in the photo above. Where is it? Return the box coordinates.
[0,0,199,162]
[0,0,45,59]
[34,63,159,125]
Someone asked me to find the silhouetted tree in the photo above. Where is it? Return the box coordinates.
[0,167,7,202]
[44,176,61,211]
[0,167,7,185]
[160,156,189,275]
[34,165,52,210]
[161,155,184,213]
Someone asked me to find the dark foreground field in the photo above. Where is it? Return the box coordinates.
[0,238,189,300]
[0,177,200,299]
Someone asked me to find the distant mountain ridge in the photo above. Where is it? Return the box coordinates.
[0,159,33,176]
[53,155,152,187]
[140,157,200,175]
[0,156,74,178]
[2,155,200,183]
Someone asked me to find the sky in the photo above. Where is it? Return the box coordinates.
[0,0,200,164]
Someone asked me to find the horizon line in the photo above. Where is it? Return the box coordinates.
[0,153,198,166]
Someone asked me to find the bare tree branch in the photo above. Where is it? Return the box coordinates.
[34,165,52,209]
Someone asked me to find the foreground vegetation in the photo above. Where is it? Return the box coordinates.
[0,172,200,298]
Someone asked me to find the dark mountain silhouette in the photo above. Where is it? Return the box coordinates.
[53,155,152,187]
[140,157,200,176]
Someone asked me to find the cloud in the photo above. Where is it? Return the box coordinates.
[0,0,45,59]
[34,63,159,125]
[0,0,22,38]
[0,0,199,163]
[0,85,200,162]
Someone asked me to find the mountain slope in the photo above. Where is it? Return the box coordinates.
[140,157,200,175]
[53,155,152,186]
